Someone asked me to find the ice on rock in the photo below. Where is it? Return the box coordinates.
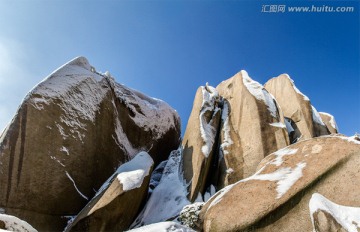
[130,149,190,228]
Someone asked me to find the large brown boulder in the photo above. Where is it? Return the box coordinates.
[264,74,329,141]
[319,112,338,134]
[199,135,360,232]
[215,71,289,187]
[182,85,222,202]
[0,57,180,231]
[65,152,154,231]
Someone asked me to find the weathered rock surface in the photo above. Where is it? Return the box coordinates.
[65,152,154,232]
[309,193,360,232]
[264,74,330,141]
[0,213,37,232]
[182,85,222,201]
[319,112,338,134]
[199,136,360,232]
[0,57,180,231]
[215,71,289,187]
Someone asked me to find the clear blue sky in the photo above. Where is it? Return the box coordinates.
[0,0,359,136]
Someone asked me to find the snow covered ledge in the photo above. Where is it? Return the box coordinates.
[309,193,360,232]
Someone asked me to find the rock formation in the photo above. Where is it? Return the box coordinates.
[199,136,360,231]
[65,152,154,231]
[216,71,289,187]
[264,74,330,141]
[182,85,222,201]
[0,59,352,232]
[0,57,181,231]
[319,112,338,134]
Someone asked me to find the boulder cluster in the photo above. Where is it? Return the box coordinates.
[0,57,358,232]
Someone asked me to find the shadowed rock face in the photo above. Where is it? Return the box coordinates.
[0,57,180,231]
[199,136,360,232]
[216,71,289,187]
[264,74,330,140]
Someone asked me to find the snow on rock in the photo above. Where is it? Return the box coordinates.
[269,122,286,128]
[0,214,37,232]
[130,149,190,228]
[271,147,298,166]
[319,112,339,131]
[97,151,153,195]
[109,77,179,140]
[311,105,325,126]
[208,161,306,208]
[309,193,360,232]
[127,221,194,232]
[28,57,108,141]
[241,70,278,118]
[282,74,310,101]
[199,85,220,157]
[219,101,233,158]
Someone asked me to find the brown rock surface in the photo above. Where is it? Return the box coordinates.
[199,136,360,232]
[264,74,330,141]
[319,112,338,134]
[0,57,180,231]
[65,152,154,232]
[182,85,222,202]
[215,71,289,187]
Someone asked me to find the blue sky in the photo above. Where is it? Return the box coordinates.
[0,0,359,136]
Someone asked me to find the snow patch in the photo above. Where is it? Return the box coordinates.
[0,214,37,232]
[271,147,298,166]
[199,85,220,157]
[117,169,147,191]
[246,162,306,199]
[269,122,286,128]
[97,151,153,195]
[127,221,194,232]
[219,101,233,157]
[60,146,69,156]
[311,105,325,126]
[131,149,190,228]
[207,161,306,208]
[241,70,278,118]
[309,193,360,232]
[65,171,88,200]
